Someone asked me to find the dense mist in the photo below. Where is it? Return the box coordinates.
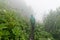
[7,0,34,18]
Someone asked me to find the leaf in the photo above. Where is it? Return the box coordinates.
[12,26,21,36]
[0,24,7,30]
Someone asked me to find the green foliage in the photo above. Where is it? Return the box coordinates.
[0,0,57,40]
[35,23,54,40]
[0,8,54,40]
[44,8,60,40]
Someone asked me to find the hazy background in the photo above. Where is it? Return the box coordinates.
[0,0,60,40]
[25,0,60,22]
[7,0,60,22]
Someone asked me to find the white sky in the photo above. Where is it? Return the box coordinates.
[24,0,60,22]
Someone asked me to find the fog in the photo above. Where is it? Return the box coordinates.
[25,0,60,22]
[7,0,34,18]
[7,0,60,22]
[1,0,60,40]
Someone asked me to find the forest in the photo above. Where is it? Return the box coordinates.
[0,0,60,40]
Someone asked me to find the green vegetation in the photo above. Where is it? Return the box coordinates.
[0,9,54,40]
[44,8,60,40]
[0,0,60,40]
